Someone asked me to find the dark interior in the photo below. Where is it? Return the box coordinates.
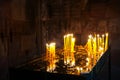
[0,0,120,80]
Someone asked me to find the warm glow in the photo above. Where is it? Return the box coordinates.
[45,33,109,75]
[80,68,83,71]
[88,34,92,39]
[102,34,104,37]
[63,34,75,66]
[85,33,109,67]
[97,34,99,37]
[86,58,89,62]
[46,42,56,72]
[105,33,109,51]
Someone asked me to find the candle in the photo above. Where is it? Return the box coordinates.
[102,34,105,51]
[93,37,97,65]
[88,35,92,53]
[97,34,100,52]
[64,34,69,64]
[87,39,91,56]
[63,34,75,66]
[46,42,56,72]
[71,38,75,52]
[89,35,93,60]
[99,37,102,47]
[66,34,69,64]
[105,33,108,51]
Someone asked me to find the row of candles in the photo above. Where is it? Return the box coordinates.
[45,33,109,73]
[85,33,109,70]
[46,33,76,72]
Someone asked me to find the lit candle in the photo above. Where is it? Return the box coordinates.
[71,38,75,52]
[87,35,93,69]
[102,34,105,51]
[69,34,73,51]
[66,34,69,64]
[88,35,92,52]
[64,35,66,64]
[46,42,56,72]
[105,33,108,51]
[88,35,93,59]
[99,37,102,47]
[97,34,100,52]
[93,37,97,65]
[63,33,76,66]
[87,39,91,56]
[64,34,68,64]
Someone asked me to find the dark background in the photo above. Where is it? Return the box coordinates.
[0,0,120,80]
